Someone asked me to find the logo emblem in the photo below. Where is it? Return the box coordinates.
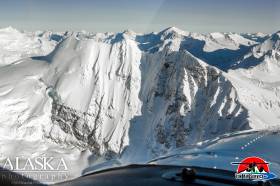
[231,156,277,181]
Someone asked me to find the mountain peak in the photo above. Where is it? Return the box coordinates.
[0,26,20,33]
[163,26,183,32]
[122,29,137,38]
[273,31,280,38]
[264,31,280,45]
[159,27,189,37]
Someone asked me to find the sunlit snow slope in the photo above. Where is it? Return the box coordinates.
[0,27,65,66]
[0,27,279,181]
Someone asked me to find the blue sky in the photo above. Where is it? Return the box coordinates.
[0,0,279,33]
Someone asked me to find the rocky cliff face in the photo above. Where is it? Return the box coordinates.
[34,34,251,161]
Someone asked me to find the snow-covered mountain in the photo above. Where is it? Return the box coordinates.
[0,27,66,66]
[0,27,279,181]
[226,31,280,128]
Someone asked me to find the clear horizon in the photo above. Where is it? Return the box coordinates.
[0,0,279,33]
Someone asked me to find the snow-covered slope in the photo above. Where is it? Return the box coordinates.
[0,27,279,182]
[0,27,64,66]
[226,32,280,128]
[148,129,280,176]
[241,32,269,43]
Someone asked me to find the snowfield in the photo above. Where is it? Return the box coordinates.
[0,27,64,66]
[0,27,279,182]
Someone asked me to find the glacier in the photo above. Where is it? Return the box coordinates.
[0,26,279,182]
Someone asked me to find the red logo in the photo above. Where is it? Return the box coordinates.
[231,156,277,181]
[236,157,269,173]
